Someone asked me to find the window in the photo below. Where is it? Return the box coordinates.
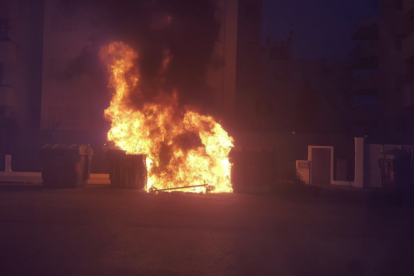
[51,11,82,32]
[0,63,4,85]
[48,58,75,80]
[0,1,11,18]
[0,62,4,86]
[395,114,408,133]
[0,18,11,41]
[48,106,81,129]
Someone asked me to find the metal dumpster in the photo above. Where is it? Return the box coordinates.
[378,148,412,191]
[230,147,276,193]
[107,149,147,189]
[40,144,93,188]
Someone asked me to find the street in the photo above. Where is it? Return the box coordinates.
[0,185,413,276]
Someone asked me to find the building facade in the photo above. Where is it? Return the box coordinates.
[0,0,43,130]
[233,0,263,131]
[349,14,380,137]
[236,0,263,96]
[237,36,351,134]
[206,0,239,122]
[350,0,414,141]
[40,0,107,131]
[0,0,243,133]
[40,0,241,131]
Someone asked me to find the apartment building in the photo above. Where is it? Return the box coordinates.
[0,0,43,130]
[0,0,247,134]
[350,14,380,137]
[237,36,351,133]
[235,0,263,96]
[350,0,414,141]
[40,0,106,130]
[41,0,241,131]
[401,0,414,135]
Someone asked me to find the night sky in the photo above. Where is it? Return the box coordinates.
[262,0,379,59]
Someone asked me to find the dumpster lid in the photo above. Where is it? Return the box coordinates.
[41,144,93,155]
[378,148,409,160]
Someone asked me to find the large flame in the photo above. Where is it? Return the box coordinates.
[100,42,234,193]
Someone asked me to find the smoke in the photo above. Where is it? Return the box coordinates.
[62,0,221,114]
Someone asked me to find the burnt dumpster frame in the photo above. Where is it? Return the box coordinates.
[107,149,147,189]
[40,144,93,188]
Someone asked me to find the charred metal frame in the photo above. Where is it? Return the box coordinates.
[149,184,215,193]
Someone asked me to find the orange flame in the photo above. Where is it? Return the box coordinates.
[100,42,234,193]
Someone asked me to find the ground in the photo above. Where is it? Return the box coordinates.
[0,185,413,276]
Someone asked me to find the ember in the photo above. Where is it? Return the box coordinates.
[100,42,234,193]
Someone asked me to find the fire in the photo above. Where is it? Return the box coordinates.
[100,42,234,193]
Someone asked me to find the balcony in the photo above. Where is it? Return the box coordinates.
[402,81,414,108]
[351,15,379,40]
[404,0,414,18]
[0,86,14,107]
[350,41,379,69]
[403,30,414,62]
[350,72,379,95]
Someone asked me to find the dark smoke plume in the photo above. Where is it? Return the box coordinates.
[60,0,221,114]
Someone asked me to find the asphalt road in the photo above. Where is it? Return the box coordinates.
[0,185,413,276]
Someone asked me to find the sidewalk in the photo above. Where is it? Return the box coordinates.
[0,173,110,185]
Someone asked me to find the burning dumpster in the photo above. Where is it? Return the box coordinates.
[107,149,147,189]
[40,144,93,188]
[99,42,234,193]
[230,147,276,193]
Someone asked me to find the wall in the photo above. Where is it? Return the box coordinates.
[41,0,239,130]
[247,55,351,133]
[0,0,44,129]
[234,132,355,181]
[41,0,106,130]
[206,0,239,121]
[378,0,406,136]
[236,0,263,95]
[0,0,44,168]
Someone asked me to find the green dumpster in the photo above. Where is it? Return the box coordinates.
[41,144,93,188]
